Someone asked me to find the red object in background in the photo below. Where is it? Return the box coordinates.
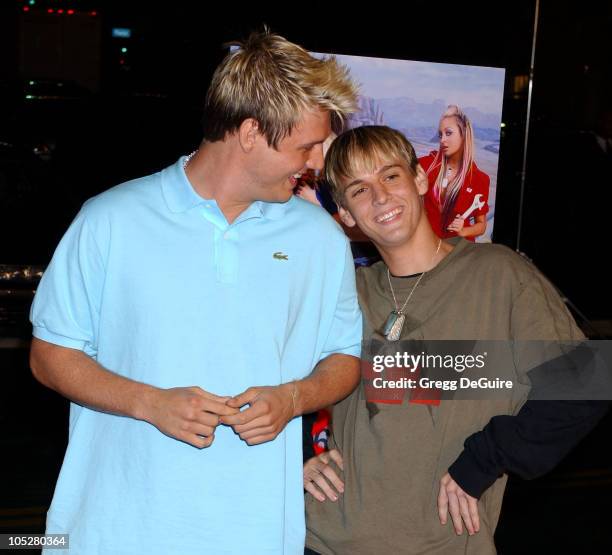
[311,409,331,454]
[420,151,490,242]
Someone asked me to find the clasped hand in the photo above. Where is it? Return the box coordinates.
[220,383,296,445]
[147,383,295,448]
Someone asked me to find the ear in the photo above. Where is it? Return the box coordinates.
[238,118,261,153]
[338,206,357,228]
[414,164,428,196]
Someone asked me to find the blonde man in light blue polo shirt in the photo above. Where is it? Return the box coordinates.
[30,30,362,554]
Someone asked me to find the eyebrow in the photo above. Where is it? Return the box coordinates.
[297,139,325,149]
[344,164,401,189]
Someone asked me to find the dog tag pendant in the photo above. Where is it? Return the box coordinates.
[383,310,405,341]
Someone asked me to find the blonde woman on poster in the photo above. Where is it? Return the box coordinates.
[420,105,490,241]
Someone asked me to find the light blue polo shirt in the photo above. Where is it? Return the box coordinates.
[31,157,362,555]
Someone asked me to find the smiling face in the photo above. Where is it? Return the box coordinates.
[337,159,429,250]
[438,116,464,160]
[245,108,331,203]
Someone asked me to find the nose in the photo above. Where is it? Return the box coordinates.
[306,143,325,172]
[371,182,390,205]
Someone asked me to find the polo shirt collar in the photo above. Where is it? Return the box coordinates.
[161,156,207,213]
[260,198,291,220]
[161,156,292,220]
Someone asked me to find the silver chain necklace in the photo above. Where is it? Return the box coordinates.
[183,150,197,169]
[382,239,442,341]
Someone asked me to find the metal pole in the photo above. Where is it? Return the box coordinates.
[516,0,540,251]
[514,1,601,336]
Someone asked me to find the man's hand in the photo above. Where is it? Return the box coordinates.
[303,449,344,502]
[144,386,239,449]
[220,384,295,445]
[438,473,480,535]
[29,339,240,450]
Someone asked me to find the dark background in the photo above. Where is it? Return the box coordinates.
[1,1,611,553]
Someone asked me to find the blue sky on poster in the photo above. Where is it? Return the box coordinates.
[333,54,505,116]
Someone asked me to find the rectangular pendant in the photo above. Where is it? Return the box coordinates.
[383,311,405,341]
[382,310,400,336]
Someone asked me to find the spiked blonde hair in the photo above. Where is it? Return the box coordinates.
[202,30,359,148]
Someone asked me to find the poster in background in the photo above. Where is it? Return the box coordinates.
[317,52,505,242]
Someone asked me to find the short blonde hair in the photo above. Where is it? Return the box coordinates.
[325,126,419,206]
[202,30,359,148]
